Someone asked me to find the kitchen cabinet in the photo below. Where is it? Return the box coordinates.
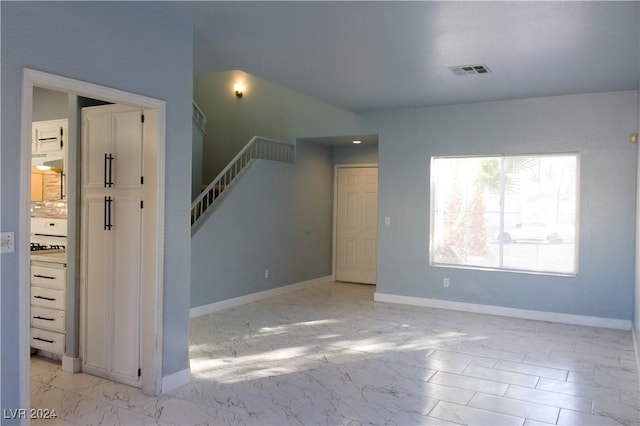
[32,119,67,155]
[83,109,142,190]
[30,260,67,356]
[32,119,68,200]
[81,104,144,387]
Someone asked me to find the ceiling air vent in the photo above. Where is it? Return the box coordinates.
[448,64,491,76]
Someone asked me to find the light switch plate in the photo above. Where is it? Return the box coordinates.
[1,232,15,253]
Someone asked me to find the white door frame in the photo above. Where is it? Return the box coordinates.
[19,68,166,408]
[331,163,379,282]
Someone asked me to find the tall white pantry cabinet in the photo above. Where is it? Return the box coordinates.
[81,104,144,387]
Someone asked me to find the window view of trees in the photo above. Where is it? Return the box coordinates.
[431,154,578,275]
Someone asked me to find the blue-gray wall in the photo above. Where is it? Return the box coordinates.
[635,87,640,357]
[191,142,334,306]
[635,108,640,360]
[634,7,640,367]
[361,91,638,320]
[191,70,359,309]
[333,144,378,164]
[33,88,68,121]
[1,1,193,413]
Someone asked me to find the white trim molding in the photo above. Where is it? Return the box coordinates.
[161,368,191,394]
[374,292,632,330]
[20,68,166,409]
[190,276,330,318]
[62,356,81,373]
[633,324,640,385]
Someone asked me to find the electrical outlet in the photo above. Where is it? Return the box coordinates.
[385,216,391,225]
[264,268,269,279]
[0,232,15,253]
[443,278,450,287]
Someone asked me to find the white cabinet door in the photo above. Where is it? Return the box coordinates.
[82,194,111,374]
[110,194,142,382]
[83,106,143,191]
[34,120,66,154]
[81,104,144,388]
[112,110,143,190]
[83,110,111,189]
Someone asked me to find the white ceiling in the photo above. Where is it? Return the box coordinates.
[188,1,639,113]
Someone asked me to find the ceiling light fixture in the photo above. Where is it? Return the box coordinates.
[35,165,51,171]
[352,140,362,144]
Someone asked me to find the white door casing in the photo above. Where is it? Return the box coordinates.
[20,69,165,410]
[334,166,378,284]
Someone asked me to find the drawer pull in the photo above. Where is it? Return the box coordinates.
[34,274,56,280]
[33,316,55,321]
[34,295,56,301]
[33,337,54,344]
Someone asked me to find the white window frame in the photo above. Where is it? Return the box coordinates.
[429,153,580,276]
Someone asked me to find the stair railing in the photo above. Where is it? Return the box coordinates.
[191,136,295,230]
[192,101,207,134]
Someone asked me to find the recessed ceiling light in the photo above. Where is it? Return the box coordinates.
[352,140,362,144]
[448,64,491,76]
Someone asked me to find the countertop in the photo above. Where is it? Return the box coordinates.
[30,251,66,264]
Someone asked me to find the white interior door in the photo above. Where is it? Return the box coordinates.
[335,167,378,284]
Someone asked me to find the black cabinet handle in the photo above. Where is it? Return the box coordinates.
[104,153,114,188]
[104,196,113,230]
[60,172,65,199]
[34,337,54,344]
[34,295,55,301]
[108,154,113,187]
[33,316,55,321]
[38,137,58,141]
[33,274,55,280]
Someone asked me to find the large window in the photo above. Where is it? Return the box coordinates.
[430,154,579,275]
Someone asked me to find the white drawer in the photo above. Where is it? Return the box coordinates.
[31,328,65,355]
[31,287,65,310]
[31,307,65,333]
[31,218,67,236]
[31,265,66,290]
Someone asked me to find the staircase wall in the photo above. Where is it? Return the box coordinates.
[191,142,334,307]
[194,70,359,183]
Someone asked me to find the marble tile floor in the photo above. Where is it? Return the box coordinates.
[30,281,639,425]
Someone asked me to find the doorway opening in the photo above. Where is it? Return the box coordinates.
[19,69,166,408]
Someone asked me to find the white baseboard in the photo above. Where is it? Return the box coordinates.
[374,292,632,330]
[62,356,80,373]
[190,275,330,318]
[161,368,190,393]
[633,324,640,384]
